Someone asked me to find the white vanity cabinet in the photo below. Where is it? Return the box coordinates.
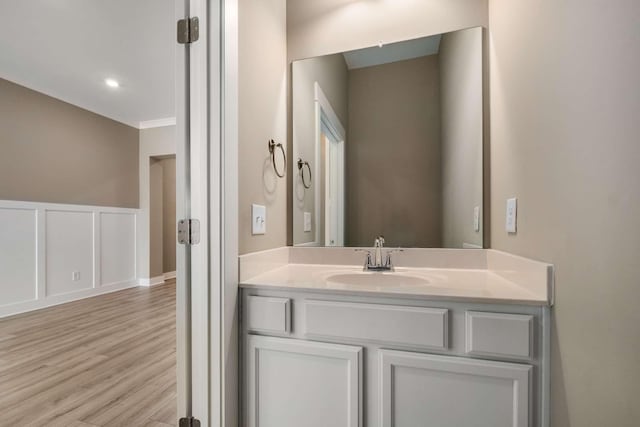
[241,290,550,427]
[245,335,362,427]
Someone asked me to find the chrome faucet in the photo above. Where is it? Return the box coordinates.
[356,235,403,271]
[374,235,385,267]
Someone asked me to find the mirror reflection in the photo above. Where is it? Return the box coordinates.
[292,27,484,248]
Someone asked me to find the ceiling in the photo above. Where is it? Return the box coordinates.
[0,0,175,128]
[343,34,442,70]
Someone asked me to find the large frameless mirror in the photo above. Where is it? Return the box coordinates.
[292,26,484,248]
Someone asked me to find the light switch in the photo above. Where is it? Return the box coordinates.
[252,204,266,235]
[506,198,517,233]
[304,212,312,232]
[473,206,480,232]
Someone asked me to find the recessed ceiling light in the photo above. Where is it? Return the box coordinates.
[105,78,119,88]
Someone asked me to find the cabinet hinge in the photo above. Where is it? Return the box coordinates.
[177,17,199,44]
[179,417,201,427]
[178,219,200,245]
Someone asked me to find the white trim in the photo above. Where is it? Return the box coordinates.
[222,0,240,425]
[190,0,213,423]
[138,117,177,129]
[164,270,177,280]
[0,279,138,319]
[138,275,167,287]
[314,82,346,139]
[313,82,346,246]
[0,199,139,317]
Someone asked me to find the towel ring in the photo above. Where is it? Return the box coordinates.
[268,139,286,178]
[297,158,312,189]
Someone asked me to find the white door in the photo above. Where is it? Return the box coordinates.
[324,130,345,247]
[380,349,532,427]
[245,335,362,427]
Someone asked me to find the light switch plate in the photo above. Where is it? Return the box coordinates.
[506,198,517,233]
[303,212,312,232]
[252,204,266,235]
[473,206,480,232]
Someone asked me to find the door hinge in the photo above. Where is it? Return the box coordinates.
[178,219,200,245]
[177,17,199,44]
[179,417,201,427]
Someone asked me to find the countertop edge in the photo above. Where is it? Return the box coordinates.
[238,281,551,307]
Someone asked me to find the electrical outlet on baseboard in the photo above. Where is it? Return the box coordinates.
[72,271,80,281]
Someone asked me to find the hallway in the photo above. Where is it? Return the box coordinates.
[0,282,176,427]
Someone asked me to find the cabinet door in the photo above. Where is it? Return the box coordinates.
[245,335,362,427]
[380,349,531,427]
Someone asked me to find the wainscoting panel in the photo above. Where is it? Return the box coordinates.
[100,212,136,286]
[0,200,140,318]
[45,210,94,296]
[0,206,37,306]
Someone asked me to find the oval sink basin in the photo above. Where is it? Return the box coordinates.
[326,272,429,287]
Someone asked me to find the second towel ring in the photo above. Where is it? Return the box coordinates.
[297,158,312,189]
[268,139,286,178]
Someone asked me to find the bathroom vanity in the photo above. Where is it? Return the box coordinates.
[239,247,553,427]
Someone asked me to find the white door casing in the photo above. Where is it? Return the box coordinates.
[324,130,345,246]
[314,82,345,246]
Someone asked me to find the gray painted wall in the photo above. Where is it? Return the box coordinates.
[0,78,139,208]
[149,158,164,278]
[439,27,483,248]
[291,53,349,245]
[162,157,176,273]
[489,0,640,425]
[238,0,287,254]
[149,156,176,277]
[347,56,442,247]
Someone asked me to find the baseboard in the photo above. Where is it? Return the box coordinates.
[163,271,176,280]
[138,275,166,287]
[0,279,138,319]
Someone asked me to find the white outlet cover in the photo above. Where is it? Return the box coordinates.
[303,212,312,232]
[506,198,517,233]
[252,204,266,235]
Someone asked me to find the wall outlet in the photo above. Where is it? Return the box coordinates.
[304,212,312,232]
[72,271,80,281]
[506,198,517,233]
[473,206,480,232]
[252,204,266,235]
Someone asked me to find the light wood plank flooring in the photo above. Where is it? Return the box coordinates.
[0,281,177,427]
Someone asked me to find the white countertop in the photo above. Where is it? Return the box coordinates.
[239,247,554,306]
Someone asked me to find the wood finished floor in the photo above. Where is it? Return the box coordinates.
[0,281,177,427]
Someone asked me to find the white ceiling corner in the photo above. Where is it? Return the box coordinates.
[0,0,175,128]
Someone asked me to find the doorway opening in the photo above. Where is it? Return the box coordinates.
[150,155,178,283]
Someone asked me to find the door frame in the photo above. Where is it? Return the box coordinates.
[323,131,345,246]
[313,82,346,246]
[175,0,239,426]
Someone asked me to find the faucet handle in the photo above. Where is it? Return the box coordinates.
[384,248,404,268]
[355,248,374,269]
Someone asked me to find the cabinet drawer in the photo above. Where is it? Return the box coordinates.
[465,311,534,360]
[304,300,448,350]
[246,296,291,334]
